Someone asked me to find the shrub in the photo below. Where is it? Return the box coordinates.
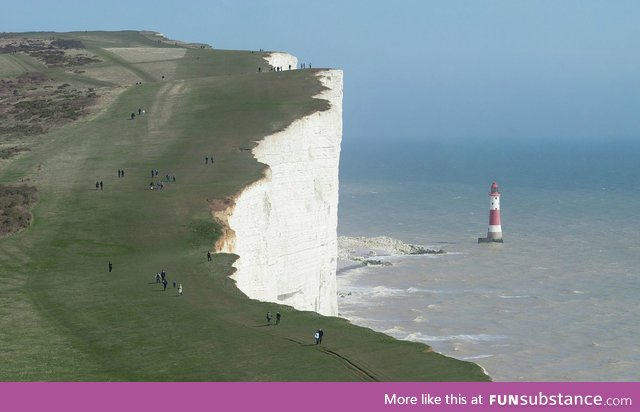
[0,184,38,237]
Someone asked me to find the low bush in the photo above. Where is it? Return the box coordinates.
[0,184,38,237]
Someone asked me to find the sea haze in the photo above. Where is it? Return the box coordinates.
[336,137,640,381]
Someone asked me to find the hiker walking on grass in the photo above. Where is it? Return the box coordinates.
[205,156,209,164]
[314,330,320,345]
[108,261,112,272]
[318,329,324,344]
[178,284,183,296]
[266,312,272,325]
[207,251,212,262]
[162,278,168,291]
[100,181,103,190]
[155,272,161,283]
[173,280,176,289]
[96,181,100,190]
[276,312,281,325]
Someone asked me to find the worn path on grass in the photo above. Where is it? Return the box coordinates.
[0,32,490,381]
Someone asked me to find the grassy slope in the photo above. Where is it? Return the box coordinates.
[3,31,168,48]
[0,32,490,381]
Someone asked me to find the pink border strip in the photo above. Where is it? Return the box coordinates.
[1,382,637,412]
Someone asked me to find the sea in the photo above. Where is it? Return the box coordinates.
[336,137,640,381]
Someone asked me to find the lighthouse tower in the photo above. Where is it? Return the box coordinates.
[478,181,503,243]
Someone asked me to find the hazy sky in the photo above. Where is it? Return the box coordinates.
[3,0,639,141]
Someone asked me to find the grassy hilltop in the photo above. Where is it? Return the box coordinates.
[0,30,489,381]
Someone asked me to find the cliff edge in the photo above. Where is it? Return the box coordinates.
[0,31,489,381]
[216,55,342,316]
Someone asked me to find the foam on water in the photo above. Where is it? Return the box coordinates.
[405,332,509,343]
[462,355,495,360]
[371,286,407,298]
[499,295,530,299]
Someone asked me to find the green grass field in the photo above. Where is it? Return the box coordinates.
[0,31,490,381]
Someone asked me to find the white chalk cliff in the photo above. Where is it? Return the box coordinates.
[216,58,342,317]
[265,52,298,70]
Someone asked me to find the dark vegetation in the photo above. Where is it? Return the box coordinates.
[0,36,51,54]
[0,35,101,67]
[0,184,38,237]
[50,39,85,49]
[28,49,101,67]
[0,36,102,160]
[0,146,30,159]
[0,71,98,141]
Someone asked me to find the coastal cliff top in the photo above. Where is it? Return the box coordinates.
[0,30,487,382]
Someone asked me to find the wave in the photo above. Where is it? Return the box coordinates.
[342,285,478,298]
[346,285,457,298]
[461,354,495,360]
[336,264,367,275]
[371,286,407,298]
[405,332,509,343]
[383,326,407,335]
[406,286,464,294]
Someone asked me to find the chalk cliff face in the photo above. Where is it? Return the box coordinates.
[265,52,298,70]
[216,67,343,317]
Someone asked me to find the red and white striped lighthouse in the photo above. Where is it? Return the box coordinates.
[478,181,503,243]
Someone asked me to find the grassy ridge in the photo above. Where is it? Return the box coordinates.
[0,31,490,381]
[2,31,171,49]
